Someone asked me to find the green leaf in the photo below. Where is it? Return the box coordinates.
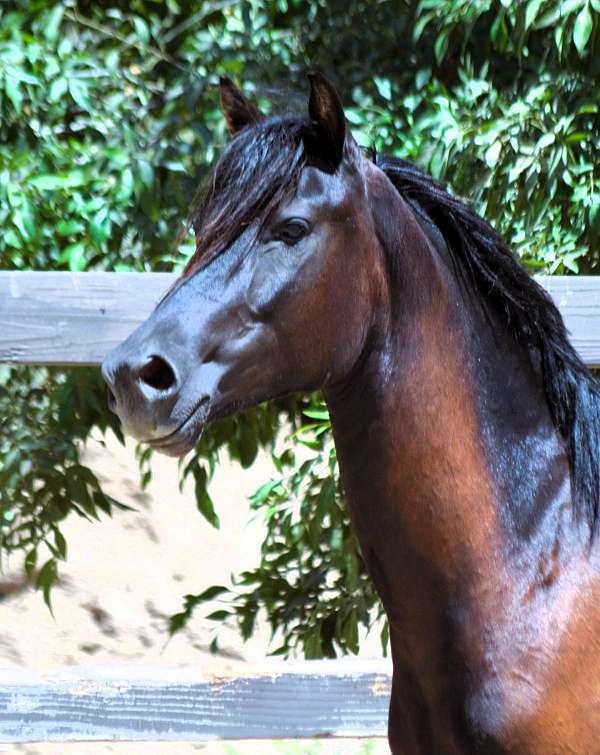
[35,558,58,615]
[484,141,502,168]
[90,208,110,244]
[116,168,134,201]
[508,156,534,182]
[565,131,588,143]
[44,6,65,42]
[304,629,323,659]
[562,0,587,13]
[64,171,86,187]
[193,585,229,602]
[206,610,231,621]
[59,242,87,272]
[13,202,36,242]
[5,229,21,248]
[573,4,593,53]
[415,68,431,90]
[536,132,555,151]
[490,10,508,48]
[136,160,154,189]
[590,195,600,230]
[56,219,85,236]
[132,16,150,44]
[562,254,580,273]
[29,172,86,190]
[434,31,449,63]
[6,68,39,85]
[24,549,37,579]
[29,174,64,190]
[534,7,560,27]
[168,612,187,635]
[57,37,72,58]
[251,479,283,505]
[555,23,565,54]
[374,77,391,100]
[49,77,68,102]
[191,463,220,528]
[525,0,545,29]
[302,408,330,420]
[69,79,91,111]
[380,620,389,656]
[342,609,359,654]
[413,10,433,41]
[54,529,67,560]
[4,77,22,114]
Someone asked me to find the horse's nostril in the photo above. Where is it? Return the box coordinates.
[138,355,177,392]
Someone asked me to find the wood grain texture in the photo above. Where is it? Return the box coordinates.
[1,272,599,366]
[0,660,392,742]
[0,271,175,366]
[541,276,600,367]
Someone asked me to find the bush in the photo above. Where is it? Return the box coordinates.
[1,0,598,656]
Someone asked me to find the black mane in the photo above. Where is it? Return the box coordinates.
[185,116,600,534]
[376,154,600,535]
[184,116,310,275]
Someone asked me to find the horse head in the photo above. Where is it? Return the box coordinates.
[102,73,385,456]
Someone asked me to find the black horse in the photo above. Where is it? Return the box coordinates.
[103,73,600,753]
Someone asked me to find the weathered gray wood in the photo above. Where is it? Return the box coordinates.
[0,271,175,366]
[541,276,600,367]
[1,272,600,366]
[0,660,392,743]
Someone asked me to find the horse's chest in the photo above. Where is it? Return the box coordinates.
[388,592,600,755]
[390,664,599,755]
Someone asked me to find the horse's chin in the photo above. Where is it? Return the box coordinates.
[145,400,209,457]
[149,432,202,458]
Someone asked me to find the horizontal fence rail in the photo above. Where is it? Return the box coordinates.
[0,660,392,743]
[1,272,600,366]
[0,270,396,743]
[0,271,173,366]
[1,270,599,743]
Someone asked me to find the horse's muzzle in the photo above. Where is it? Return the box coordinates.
[102,345,183,444]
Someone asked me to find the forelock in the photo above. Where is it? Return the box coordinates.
[183,116,309,277]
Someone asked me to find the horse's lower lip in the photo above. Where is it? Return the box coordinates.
[146,398,209,456]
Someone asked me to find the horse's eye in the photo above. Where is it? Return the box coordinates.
[275,219,310,246]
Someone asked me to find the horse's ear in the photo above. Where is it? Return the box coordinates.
[307,71,346,168]
[219,76,264,136]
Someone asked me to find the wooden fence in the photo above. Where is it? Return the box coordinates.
[0,660,392,743]
[0,270,599,744]
[1,271,600,366]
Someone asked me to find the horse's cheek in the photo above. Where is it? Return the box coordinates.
[244,255,295,321]
[245,246,323,322]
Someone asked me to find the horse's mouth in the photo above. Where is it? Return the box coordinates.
[146,397,210,457]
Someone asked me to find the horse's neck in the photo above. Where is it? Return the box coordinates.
[324,202,578,668]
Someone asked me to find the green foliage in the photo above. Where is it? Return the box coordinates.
[0,365,129,610]
[171,399,384,658]
[1,0,598,658]
[405,0,600,272]
[235,407,381,659]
